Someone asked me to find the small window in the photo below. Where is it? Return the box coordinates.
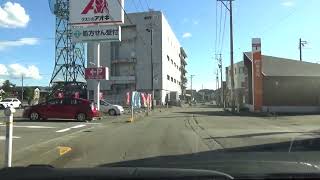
[167,75,170,80]
[171,77,173,82]
[167,55,170,61]
[48,99,63,105]
[171,60,173,64]
[174,79,176,83]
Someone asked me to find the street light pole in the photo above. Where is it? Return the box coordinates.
[190,75,195,103]
[146,28,155,109]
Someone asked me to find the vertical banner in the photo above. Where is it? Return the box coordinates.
[252,38,263,112]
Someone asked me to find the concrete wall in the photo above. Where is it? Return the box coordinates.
[226,61,246,89]
[161,13,182,103]
[87,11,183,103]
[263,76,320,106]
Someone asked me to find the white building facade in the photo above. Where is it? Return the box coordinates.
[87,11,187,104]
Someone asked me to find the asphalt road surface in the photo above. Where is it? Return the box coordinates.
[2,105,320,172]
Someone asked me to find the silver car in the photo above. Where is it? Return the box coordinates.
[100,100,124,116]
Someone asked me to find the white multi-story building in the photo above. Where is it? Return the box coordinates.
[87,11,187,104]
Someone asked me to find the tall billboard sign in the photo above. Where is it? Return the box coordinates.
[69,0,124,26]
[252,38,263,112]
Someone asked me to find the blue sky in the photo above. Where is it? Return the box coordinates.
[0,0,319,90]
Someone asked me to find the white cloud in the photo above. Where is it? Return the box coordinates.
[0,64,42,80]
[0,64,8,76]
[0,2,30,28]
[0,79,5,85]
[281,0,295,7]
[182,32,192,39]
[0,38,39,50]
[193,20,199,25]
[182,18,189,24]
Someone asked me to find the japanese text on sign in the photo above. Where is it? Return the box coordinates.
[72,26,121,43]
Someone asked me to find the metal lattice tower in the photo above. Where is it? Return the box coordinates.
[49,0,86,84]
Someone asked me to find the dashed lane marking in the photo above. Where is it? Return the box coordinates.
[0,136,21,140]
[56,124,86,133]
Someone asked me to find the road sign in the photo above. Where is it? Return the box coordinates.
[72,25,121,43]
[69,0,124,26]
[85,67,109,80]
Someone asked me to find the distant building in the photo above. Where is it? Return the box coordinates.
[87,11,187,104]
[225,61,247,107]
[226,52,320,112]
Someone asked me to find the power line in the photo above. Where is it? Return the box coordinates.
[214,0,218,56]
[217,3,223,53]
[132,0,140,12]
[144,0,150,10]
[138,0,146,11]
[116,0,148,47]
[220,8,227,54]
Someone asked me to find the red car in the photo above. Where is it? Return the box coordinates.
[23,98,100,121]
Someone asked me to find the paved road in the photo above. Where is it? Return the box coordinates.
[2,105,320,172]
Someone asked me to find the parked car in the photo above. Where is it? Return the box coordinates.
[23,98,100,121]
[100,100,124,116]
[0,98,22,109]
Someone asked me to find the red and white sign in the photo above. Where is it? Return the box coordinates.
[85,67,109,80]
[252,38,263,112]
[69,0,124,26]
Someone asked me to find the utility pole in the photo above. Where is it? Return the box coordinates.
[190,75,195,103]
[216,69,219,90]
[299,38,307,61]
[146,11,156,109]
[150,28,154,109]
[217,54,224,108]
[202,84,205,102]
[218,0,235,112]
[21,74,24,104]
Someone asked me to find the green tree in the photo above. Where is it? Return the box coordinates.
[1,80,16,98]
[24,87,34,103]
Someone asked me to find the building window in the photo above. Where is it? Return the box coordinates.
[171,77,173,82]
[167,55,170,61]
[174,79,176,83]
[234,68,237,74]
[171,60,173,64]
[167,75,170,80]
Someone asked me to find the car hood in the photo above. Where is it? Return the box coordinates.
[100,152,320,177]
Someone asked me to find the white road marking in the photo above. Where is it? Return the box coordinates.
[56,128,71,133]
[56,124,86,133]
[0,136,21,140]
[86,123,102,125]
[0,125,55,129]
[70,124,86,129]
